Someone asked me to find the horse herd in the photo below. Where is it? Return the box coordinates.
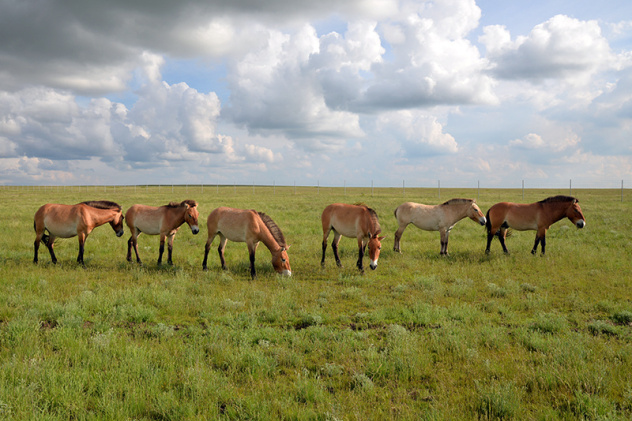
[32,195,586,278]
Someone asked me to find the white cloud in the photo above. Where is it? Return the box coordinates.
[377,110,458,155]
[484,15,614,83]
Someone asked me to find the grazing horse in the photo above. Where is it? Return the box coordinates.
[485,195,586,255]
[394,198,487,255]
[125,200,200,265]
[33,200,125,265]
[202,207,291,279]
[321,203,385,272]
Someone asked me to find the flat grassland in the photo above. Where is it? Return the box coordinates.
[0,186,630,420]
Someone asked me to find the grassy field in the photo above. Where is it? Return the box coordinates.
[0,186,630,420]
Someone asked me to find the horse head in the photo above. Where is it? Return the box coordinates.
[272,246,292,276]
[182,201,200,235]
[567,199,586,229]
[110,211,125,237]
[467,202,487,226]
[367,232,386,270]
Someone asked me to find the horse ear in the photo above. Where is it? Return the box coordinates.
[378,236,386,241]
[368,233,373,239]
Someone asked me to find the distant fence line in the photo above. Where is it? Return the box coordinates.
[2,179,630,202]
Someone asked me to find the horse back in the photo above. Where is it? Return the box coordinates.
[207,207,257,242]
[34,203,81,238]
[489,202,540,231]
[323,203,379,238]
[125,204,165,235]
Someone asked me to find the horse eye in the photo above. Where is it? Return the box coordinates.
[378,246,381,250]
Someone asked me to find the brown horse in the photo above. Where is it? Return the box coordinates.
[485,195,586,255]
[394,198,486,255]
[321,203,385,272]
[33,200,125,265]
[125,200,199,265]
[202,207,291,279]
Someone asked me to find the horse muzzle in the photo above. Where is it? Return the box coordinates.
[282,270,292,277]
[479,217,487,226]
[370,261,378,270]
[191,226,200,235]
[576,220,585,229]
[116,229,124,237]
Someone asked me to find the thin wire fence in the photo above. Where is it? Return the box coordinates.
[2,179,630,202]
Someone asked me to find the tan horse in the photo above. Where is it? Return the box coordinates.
[33,200,125,265]
[321,203,385,272]
[125,200,199,265]
[202,207,291,279]
[394,198,486,255]
[485,195,586,255]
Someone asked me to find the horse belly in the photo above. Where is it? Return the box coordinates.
[134,215,163,236]
[411,215,441,232]
[44,217,78,238]
[506,216,538,231]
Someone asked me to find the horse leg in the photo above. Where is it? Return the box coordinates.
[218,235,228,270]
[157,234,166,265]
[356,237,364,272]
[45,236,58,264]
[499,228,509,254]
[132,233,142,264]
[332,232,342,267]
[202,233,216,270]
[534,228,547,255]
[531,235,541,255]
[393,224,407,253]
[76,233,86,266]
[439,229,448,255]
[248,242,259,280]
[485,230,494,254]
[321,229,330,267]
[166,234,175,265]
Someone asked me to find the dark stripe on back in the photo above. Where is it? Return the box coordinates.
[441,198,473,206]
[166,200,198,208]
[538,195,577,204]
[80,200,122,211]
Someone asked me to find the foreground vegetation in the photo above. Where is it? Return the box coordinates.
[0,186,630,420]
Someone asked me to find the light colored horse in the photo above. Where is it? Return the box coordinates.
[394,199,486,255]
[202,207,291,279]
[485,195,586,255]
[321,203,385,272]
[33,200,125,265]
[125,200,200,265]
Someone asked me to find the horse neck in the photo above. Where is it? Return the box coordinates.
[449,202,472,223]
[543,201,571,224]
[256,220,283,253]
[169,206,187,227]
[91,207,118,224]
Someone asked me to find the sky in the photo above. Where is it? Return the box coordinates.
[0,0,631,188]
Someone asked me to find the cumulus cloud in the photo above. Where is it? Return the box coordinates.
[377,110,458,156]
[482,15,614,82]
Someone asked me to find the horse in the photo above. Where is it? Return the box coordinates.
[393,198,487,255]
[321,203,385,272]
[202,207,291,279]
[33,200,124,265]
[125,200,200,265]
[485,195,586,255]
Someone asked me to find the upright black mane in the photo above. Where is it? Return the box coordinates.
[258,212,287,247]
[441,198,473,206]
[166,200,198,208]
[80,200,122,211]
[538,195,577,204]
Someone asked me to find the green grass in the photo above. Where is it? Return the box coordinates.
[0,186,631,419]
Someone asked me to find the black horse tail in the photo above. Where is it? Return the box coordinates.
[484,210,491,234]
[34,221,50,245]
[484,211,512,238]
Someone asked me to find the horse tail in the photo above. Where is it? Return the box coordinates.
[484,210,491,234]
[34,220,50,245]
